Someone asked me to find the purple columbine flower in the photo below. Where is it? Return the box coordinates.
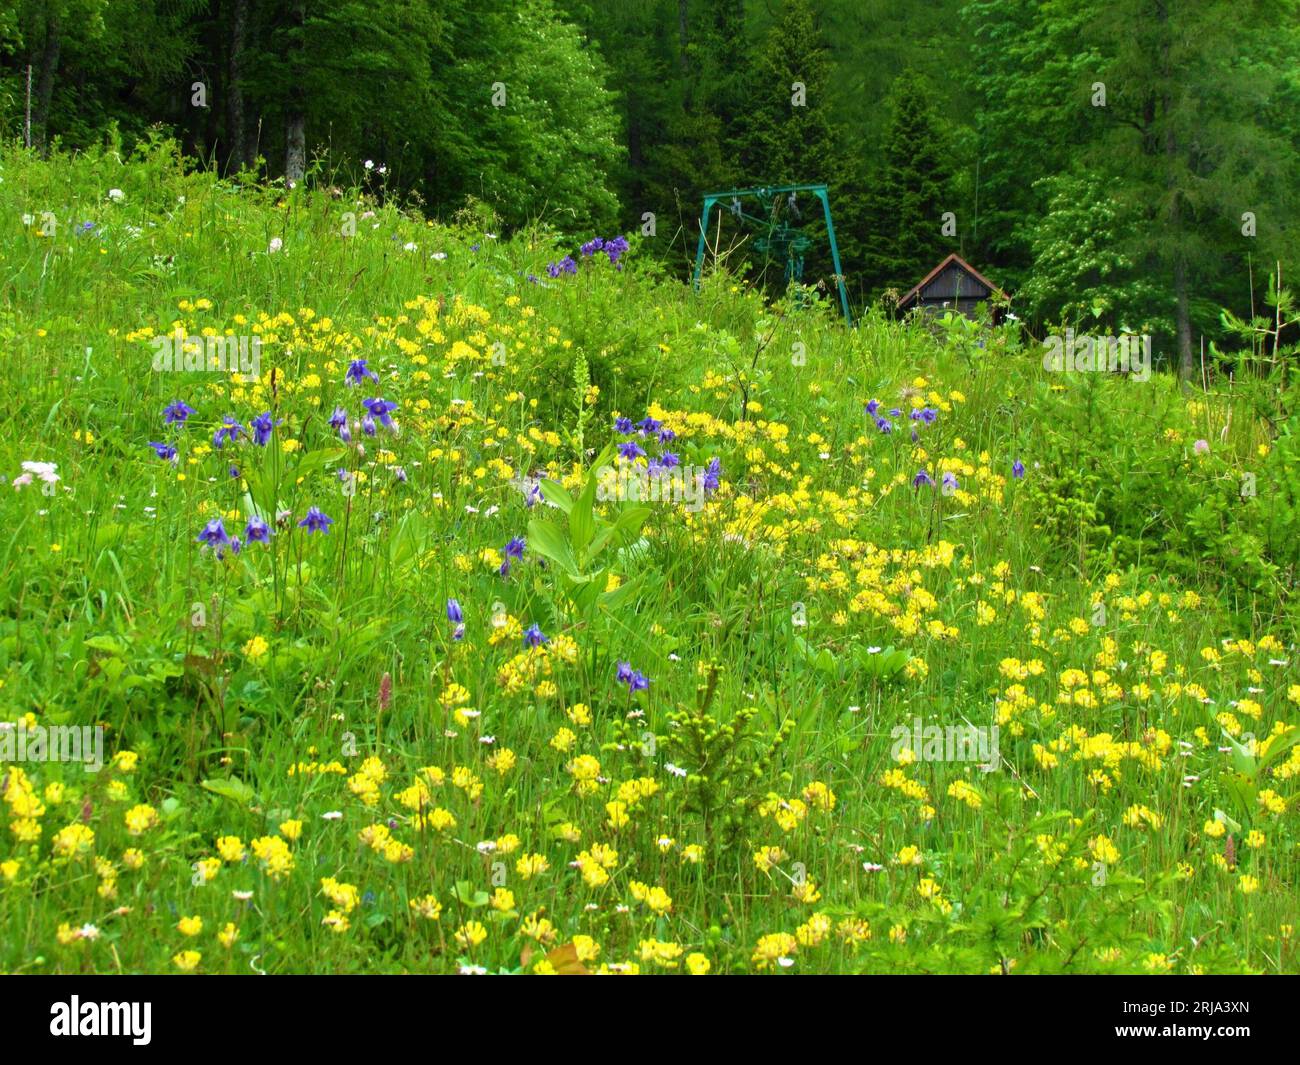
[524,482,542,507]
[446,598,463,624]
[251,410,279,447]
[913,469,934,489]
[164,400,196,425]
[875,417,893,434]
[363,397,398,430]
[245,516,271,543]
[865,399,880,416]
[346,359,379,386]
[505,537,526,560]
[616,661,634,684]
[1012,459,1025,479]
[657,451,680,469]
[298,506,333,534]
[702,457,722,496]
[657,427,676,443]
[619,440,646,462]
[605,235,629,265]
[919,407,938,424]
[580,237,605,256]
[148,441,177,462]
[213,415,243,449]
[615,416,633,434]
[636,417,662,436]
[523,624,547,648]
[941,471,959,493]
[197,518,231,550]
[629,670,649,692]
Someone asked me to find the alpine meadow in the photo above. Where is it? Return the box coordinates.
[3,0,1300,991]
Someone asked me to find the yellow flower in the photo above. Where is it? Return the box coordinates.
[455,921,488,949]
[685,952,711,975]
[177,915,203,936]
[124,804,159,836]
[172,950,201,971]
[242,635,270,661]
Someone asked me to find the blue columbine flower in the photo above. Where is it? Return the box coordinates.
[865,399,879,415]
[213,415,243,449]
[875,417,893,434]
[1012,459,1025,479]
[920,407,938,424]
[605,235,629,265]
[505,537,526,560]
[446,598,463,623]
[618,440,646,462]
[245,516,271,543]
[148,441,177,462]
[251,411,278,447]
[363,397,398,430]
[942,471,959,493]
[658,427,676,443]
[163,400,196,425]
[346,359,379,386]
[298,507,333,534]
[523,624,547,648]
[629,670,649,692]
[580,237,605,256]
[703,457,722,496]
[913,469,934,489]
[197,518,231,550]
[615,416,633,434]
[657,451,680,469]
[328,406,351,443]
[616,661,634,684]
[636,416,662,436]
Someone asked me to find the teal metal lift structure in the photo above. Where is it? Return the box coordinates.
[691,183,852,326]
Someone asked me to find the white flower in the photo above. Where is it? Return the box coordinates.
[476,841,498,855]
[268,237,283,254]
[364,160,374,170]
[403,241,417,252]
[78,924,101,941]
[459,964,487,975]
[863,862,884,873]
[232,890,254,900]
[107,188,125,202]
[321,811,343,821]
[664,763,687,778]
[17,462,59,489]
[431,251,447,261]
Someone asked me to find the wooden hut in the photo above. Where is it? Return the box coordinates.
[897,253,1007,320]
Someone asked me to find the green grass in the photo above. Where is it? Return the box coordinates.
[1,139,1297,975]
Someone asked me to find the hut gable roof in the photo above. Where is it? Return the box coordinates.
[898,253,1007,309]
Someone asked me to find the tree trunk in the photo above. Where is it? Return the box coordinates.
[1174,250,1194,383]
[677,0,689,75]
[32,13,62,153]
[227,0,249,171]
[285,109,306,183]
